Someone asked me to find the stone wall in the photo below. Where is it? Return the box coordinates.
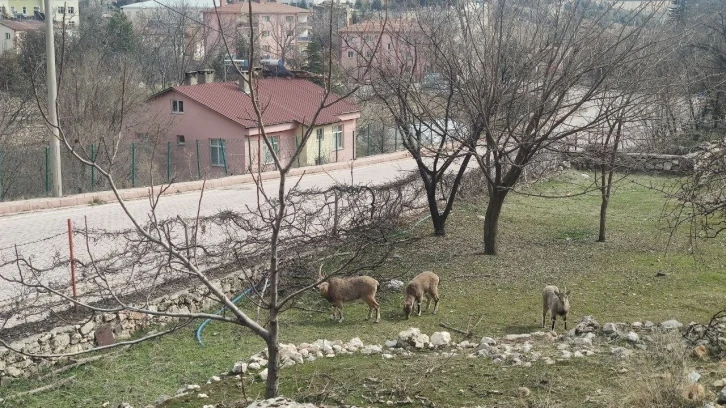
[569,150,695,174]
[0,269,255,379]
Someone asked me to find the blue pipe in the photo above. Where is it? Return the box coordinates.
[196,286,255,346]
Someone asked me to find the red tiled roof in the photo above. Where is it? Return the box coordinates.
[0,20,45,31]
[203,1,310,14]
[160,78,359,128]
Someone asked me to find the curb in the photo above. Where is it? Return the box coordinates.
[0,151,412,217]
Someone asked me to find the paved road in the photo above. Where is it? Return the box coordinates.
[0,157,420,304]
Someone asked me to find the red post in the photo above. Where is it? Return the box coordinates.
[67,218,77,311]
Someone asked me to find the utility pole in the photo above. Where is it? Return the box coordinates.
[44,0,63,197]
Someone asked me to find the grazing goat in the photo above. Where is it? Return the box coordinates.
[542,285,571,331]
[317,266,380,323]
[402,271,440,319]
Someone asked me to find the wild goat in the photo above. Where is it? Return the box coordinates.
[542,285,571,331]
[317,265,380,323]
[402,271,440,319]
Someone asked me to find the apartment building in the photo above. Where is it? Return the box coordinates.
[0,0,80,27]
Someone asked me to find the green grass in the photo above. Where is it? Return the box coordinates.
[3,171,726,407]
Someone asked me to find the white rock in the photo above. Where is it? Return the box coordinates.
[79,321,95,336]
[382,353,394,359]
[631,322,643,329]
[385,340,398,348]
[479,337,497,347]
[543,357,555,365]
[360,344,383,355]
[625,332,639,343]
[246,397,317,408]
[348,337,364,349]
[660,320,683,330]
[557,343,570,350]
[430,332,451,347]
[385,280,404,291]
[573,351,584,358]
[259,368,268,381]
[248,362,261,370]
[560,350,572,359]
[687,371,701,384]
[504,333,531,341]
[603,323,618,334]
[232,361,248,374]
[210,376,221,382]
[198,393,209,398]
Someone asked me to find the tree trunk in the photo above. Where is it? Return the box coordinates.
[483,190,507,255]
[264,330,280,398]
[598,193,609,242]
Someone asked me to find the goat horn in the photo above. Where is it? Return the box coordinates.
[318,263,324,280]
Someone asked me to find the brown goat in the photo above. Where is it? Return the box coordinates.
[402,271,440,319]
[317,266,380,323]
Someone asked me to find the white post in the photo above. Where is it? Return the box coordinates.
[44,0,63,197]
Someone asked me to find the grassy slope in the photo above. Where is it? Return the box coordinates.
[3,171,726,407]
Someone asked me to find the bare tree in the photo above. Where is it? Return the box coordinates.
[345,10,474,236]
[442,0,665,254]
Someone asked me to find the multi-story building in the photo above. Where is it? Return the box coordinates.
[0,0,80,28]
[0,19,42,53]
[339,18,428,83]
[202,1,311,65]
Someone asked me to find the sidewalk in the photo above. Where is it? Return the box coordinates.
[0,151,411,217]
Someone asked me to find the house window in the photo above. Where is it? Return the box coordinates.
[365,50,372,57]
[171,99,184,113]
[210,139,225,166]
[4,33,9,40]
[262,30,270,38]
[261,15,270,22]
[347,50,354,58]
[285,15,294,23]
[68,21,75,27]
[333,125,343,150]
[387,43,392,50]
[34,6,39,13]
[263,136,279,164]
[68,6,74,13]
[315,128,324,164]
[286,30,294,37]
[176,135,185,145]
[58,6,64,14]
[22,6,27,14]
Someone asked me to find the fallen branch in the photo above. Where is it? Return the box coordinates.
[440,315,483,339]
[5,375,76,400]
[38,346,130,381]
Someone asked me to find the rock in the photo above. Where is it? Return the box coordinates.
[479,337,497,347]
[154,395,169,405]
[259,368,268,381]
[79,321,95,336]
[385,339,398,348]
[631,322,643,330]
[660,320,683,331]
[430,332,451,347]
[348,337,364,349]
[517,386,531,397]
[603,323,618,335]
[504,333,531,341]
[611,347,632,359]
[682,383,705,401]
[232,361,248,374]
[385,280,404,291]
[5,366,22,377]
[573,351,584,358]
[382,353,394,359]
[693,345,708,359]
[360,344,383,355]
[560,350,572,359]
[95,324,115,347]
[543,357,555,365]
[625,332,639,343]
[687,371,701,384]
[557,343,570,350]
[397,328,429,349]
[246,397,317,408]
[643,321,655,330]
[248,362,261,370]
[117,403,133,408]
[209,376,221,382]
[197,393,209,399]
[718,386,726,404]
[573,337,592,347]
[712,378,726,388]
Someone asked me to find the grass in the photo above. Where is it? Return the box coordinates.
[3,171,726,407]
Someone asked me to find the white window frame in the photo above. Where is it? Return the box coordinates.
[210,138,225,167]
[33,6,39,12]
[171,99,184,114]
[4,33,10,40]
[57,6,64,14]
[263,136,280,164]
[68,6,74,13]
[22,6,27,14]
[333,125,343,150]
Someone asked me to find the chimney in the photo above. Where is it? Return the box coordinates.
[196,69,215,84]
[239,72,251,94]
[184,71,198,85]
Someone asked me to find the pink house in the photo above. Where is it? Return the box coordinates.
[202,1,311,64]
[148,75,361,179]
[339,18,429,83]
